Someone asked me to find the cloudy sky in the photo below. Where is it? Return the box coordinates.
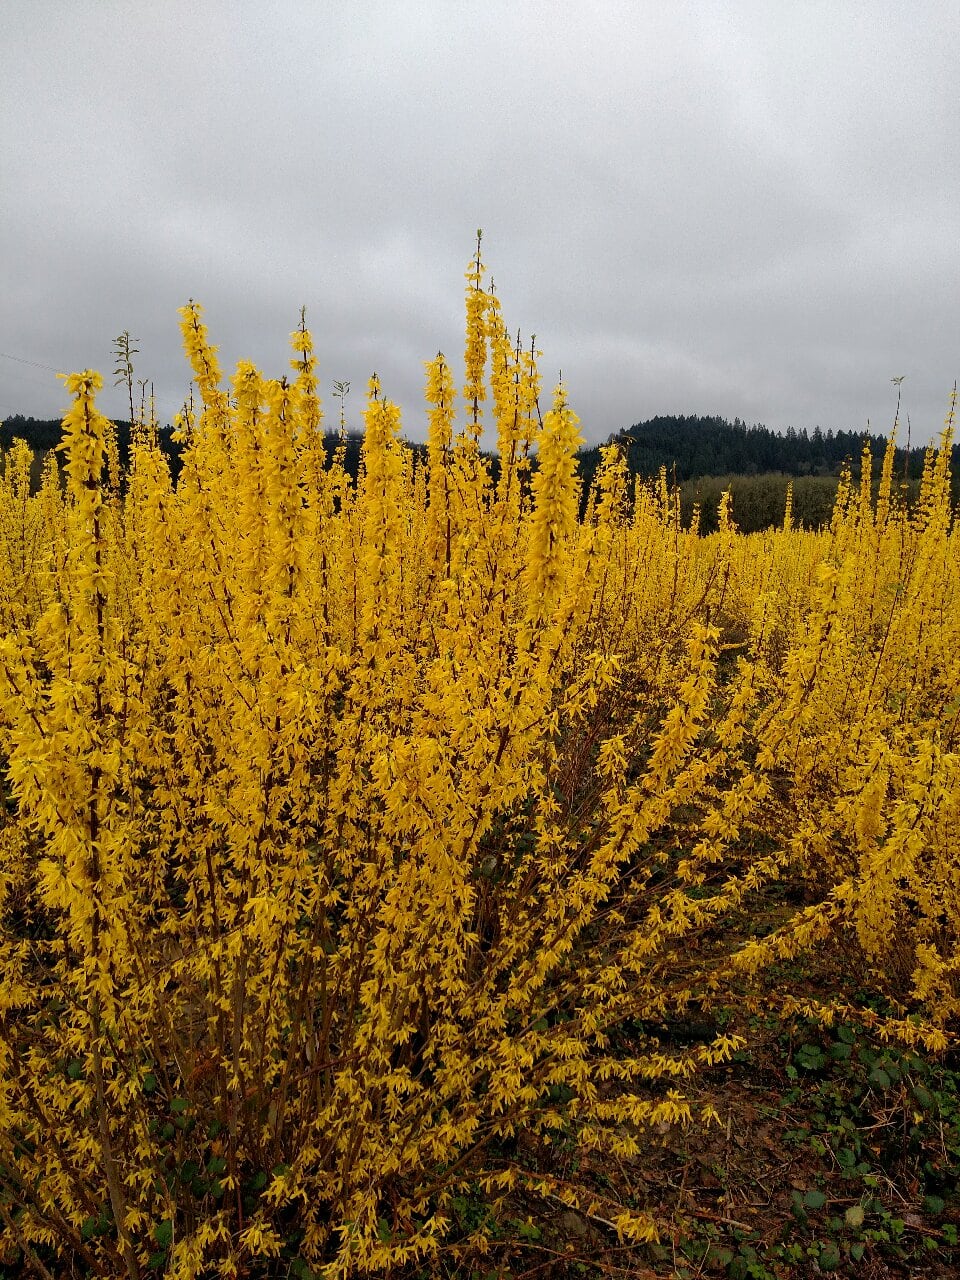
[2,1,958,448]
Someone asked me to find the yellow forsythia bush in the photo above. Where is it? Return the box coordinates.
[733,426,960,1023]
[0,246,957,1278]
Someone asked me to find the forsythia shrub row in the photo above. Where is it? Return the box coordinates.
[0,246,956,1278]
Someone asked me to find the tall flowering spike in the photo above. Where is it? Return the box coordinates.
[858,441,873,521]
[593,443,630,532]
[717,487,734,536]
[875,433,897,530]
[830,461,853,542]
[425,351,455,455]
[41,370,118,933]
[513,331,542,467]
[524,382,583,622]
[360,374,404,652]
[463,232,487,443]
[263,376,307,617]
[58,370,109,518]
[230,359,271,609]
[56,369,115,676]
[177,300,230,430]
[919,386,957,527]
[424,351,455,572]
[486,286,514,453]
[290,307,323,437]
[486,290,528,512]
[232,358,264,425]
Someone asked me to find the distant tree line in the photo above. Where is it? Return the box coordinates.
[0,415,173,478]
[0,415,375,491]
[3,409,956,534]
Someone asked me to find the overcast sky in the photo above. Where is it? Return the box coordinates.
[2,1,958,448]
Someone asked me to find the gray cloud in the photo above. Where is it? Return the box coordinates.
[2,0,957,447]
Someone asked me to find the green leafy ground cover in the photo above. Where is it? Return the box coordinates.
[436,994,960,1280]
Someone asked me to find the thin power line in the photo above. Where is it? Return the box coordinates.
[2,351,180,426]
[0,351,61,373]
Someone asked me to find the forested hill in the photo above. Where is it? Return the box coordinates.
[576,413,951,490]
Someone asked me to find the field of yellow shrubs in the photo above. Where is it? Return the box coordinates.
[0,247,956,1278]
